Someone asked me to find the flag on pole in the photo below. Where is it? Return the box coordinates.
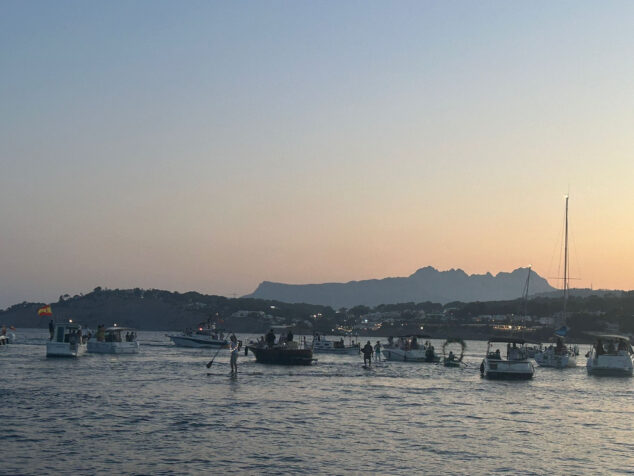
[37,305,52,316]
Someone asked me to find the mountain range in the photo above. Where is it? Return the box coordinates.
[245,266,556,308]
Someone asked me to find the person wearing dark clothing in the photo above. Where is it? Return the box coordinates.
[265,329,276,348]
[287,330,294,342]
[49,319,55,340]
[362,341,374,366]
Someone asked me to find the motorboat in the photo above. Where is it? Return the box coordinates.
[533,339,577,368]
[247,341,314,365]
[586,335,633,377]
[480,338,535,380]
[311,334,360,355]
[382,335,440,362]
[88,326,139,354]
[46,322,87,358]
[167,325,228,348]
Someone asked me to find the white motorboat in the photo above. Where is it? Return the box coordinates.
[88,326,139,354]
[167,326,228,348]
[382,335,440,362]
[480,338,535,380]
[46,322,87,358]
[311,335,360,355]
[586,335,633,377]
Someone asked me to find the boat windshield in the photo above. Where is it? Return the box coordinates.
[486,341,527,361]
[594,337,633,355]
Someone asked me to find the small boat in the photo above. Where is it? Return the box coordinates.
[167,324,228,348]
[46,322,87,358]
[382,335,440,362]
[311,334,360,355]
[87,326,139,354]
[442,337,466,367]
[480,338,535,380]
[247,341,314,365]
[586,335,633,377]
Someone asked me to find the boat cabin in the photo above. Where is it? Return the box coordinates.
[486,338,529,361]
[592,335,633,356]
[103,327,136,342]
[53,323,85,345]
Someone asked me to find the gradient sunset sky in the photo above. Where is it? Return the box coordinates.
[2,1,633,309]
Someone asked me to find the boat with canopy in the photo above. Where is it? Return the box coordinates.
[480,338,535,380]
[586,335,633,377]
[46,322,87,358]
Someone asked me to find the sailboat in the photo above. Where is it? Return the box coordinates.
[534,195,577,369]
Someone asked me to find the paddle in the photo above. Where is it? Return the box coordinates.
[206,346,224,368]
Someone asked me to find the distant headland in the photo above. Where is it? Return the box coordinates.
[244,266,556,307]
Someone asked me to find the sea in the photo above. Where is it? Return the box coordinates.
[1,329,633,475]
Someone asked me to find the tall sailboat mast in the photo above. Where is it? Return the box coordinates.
[563,195,569,321]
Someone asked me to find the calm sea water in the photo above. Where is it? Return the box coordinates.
[1,329,633,475]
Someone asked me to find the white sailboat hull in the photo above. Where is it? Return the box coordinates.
[534,349,577,368]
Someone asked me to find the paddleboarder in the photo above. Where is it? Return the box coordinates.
[362,341,374,367]
[229,334,239,374]
[374,341,382,361]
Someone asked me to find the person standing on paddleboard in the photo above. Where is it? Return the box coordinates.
[229,334,239,374]
[362,341,374,367]
[374,341,382,362]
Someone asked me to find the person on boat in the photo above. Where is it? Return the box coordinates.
[374,341,382,361]
[606,340,616,354]
[229,334,239,374]
[595,339,604,356]
[508,343,520,360]
[287,330,294,342]
[555,337,565,354]
[494,349,501,360]
[97,325,105,342]
[387,336,394,347]
[49,319,55,340]
[447,351,455,362]
[411,336,419,350]
[362,341,374,366]
[265,329,276,348]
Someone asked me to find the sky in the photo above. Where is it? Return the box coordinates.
[1,1,633,309]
